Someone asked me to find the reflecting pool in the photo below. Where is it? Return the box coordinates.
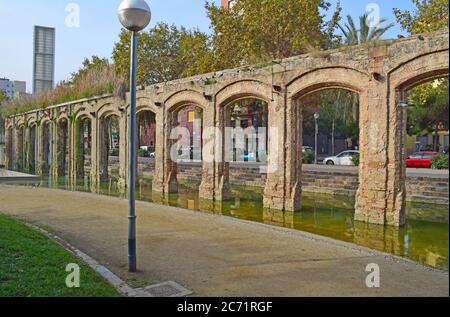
[4,175,449,271]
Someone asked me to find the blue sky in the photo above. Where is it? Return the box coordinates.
[0,0,414,92]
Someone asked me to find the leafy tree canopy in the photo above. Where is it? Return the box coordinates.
[113,23,214,86]
[394,0,449,34]
[205,0,342,69]
[407,79,449,137]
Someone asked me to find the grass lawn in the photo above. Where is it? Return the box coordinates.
[0,214,120,297]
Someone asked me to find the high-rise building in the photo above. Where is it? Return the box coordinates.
[33,26,55,96]
[0,78,29,100]
[221,0,235,9]
[0,78,14,99]
[13,81,27,99]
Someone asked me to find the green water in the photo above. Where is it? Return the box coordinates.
[5,175,449,271]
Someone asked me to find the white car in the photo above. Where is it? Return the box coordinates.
[323,151,359,166]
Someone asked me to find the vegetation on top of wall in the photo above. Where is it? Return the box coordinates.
[0,56,126,118]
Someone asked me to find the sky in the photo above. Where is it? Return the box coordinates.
[0,0,415,93]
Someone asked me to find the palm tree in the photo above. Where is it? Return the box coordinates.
[338,14,395,45]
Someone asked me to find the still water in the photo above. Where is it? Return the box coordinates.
[7,175,449,271]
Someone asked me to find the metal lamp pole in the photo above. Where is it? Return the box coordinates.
[314,113,320,165]
[118,0,151,273]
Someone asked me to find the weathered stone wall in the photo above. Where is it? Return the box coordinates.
[4,30,449,227]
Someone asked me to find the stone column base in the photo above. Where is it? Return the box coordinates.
[263,182,302,212]
[355,189,406,227]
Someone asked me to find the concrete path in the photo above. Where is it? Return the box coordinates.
[0,186,448,297]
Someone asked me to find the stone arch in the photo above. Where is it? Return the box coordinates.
[165,89,209,112]
[155,89,208,195]
[389,50,449,91]
[98,102,122,120]
[213,80,273,202]
[216,80,273,107]
[279,67,370,212]
[14,119,25,172]
[97,103,122,182]
[73,110,93,179]
[384,50,449,226]
[287,67,369,97]
[136,96,160,115]
[39,117,52,175]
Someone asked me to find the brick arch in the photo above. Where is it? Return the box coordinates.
[164,89,208,113]
[389,50,449,92]
[15,117,25,128]
[216,80,273,107]
[75,111,93,121]
[136,96,160,115]
[56,113,69,124]
[5,120,14,130]
[384,50,450,226]
[97,103,122,119]
[287,67,369,98]
[40,117,52,126]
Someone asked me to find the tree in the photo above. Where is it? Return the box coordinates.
[113,23,214,86]
[338,14,395,45]
[407,79,449,151]
[205,0,342,70]
[70,56,110,85]
[394,0,449,34]
[395,1,449,151]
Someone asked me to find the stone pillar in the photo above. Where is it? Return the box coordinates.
[35,119,43,176]
[263,92,302,211]
[38,122,50,176]
[162,109,179,194]
[198,102,216,201]
[90,114,100,189]
[50,119,59,178]
[23,125,31,173]
[29,125,37,174]
[68,117,78,183]
[98,117,109,182]
[5,125,12,170]
[355,45,406,227]
[118,112,127,189]
[14,125,24,172]
[385,89,407,226]
[213,102,230,201]
[152,111,166,194]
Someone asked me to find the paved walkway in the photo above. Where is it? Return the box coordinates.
[0,186,448,297]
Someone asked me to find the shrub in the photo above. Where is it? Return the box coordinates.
[352,153,360,166]
[302,151,314,164]
[0,61,126,117]
[138,149,149,158]
[432,153,449,170]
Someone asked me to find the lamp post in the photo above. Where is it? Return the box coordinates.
[314,113,320,165]
[118,0,151,273]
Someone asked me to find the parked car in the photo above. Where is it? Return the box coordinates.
[323,151,359,166]
[406,152,438,168]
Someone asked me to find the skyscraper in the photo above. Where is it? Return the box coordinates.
[33,26,55,95]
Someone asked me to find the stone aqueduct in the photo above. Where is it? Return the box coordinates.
[4,30,449,227]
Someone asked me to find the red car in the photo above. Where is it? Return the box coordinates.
[406,152,438,168]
